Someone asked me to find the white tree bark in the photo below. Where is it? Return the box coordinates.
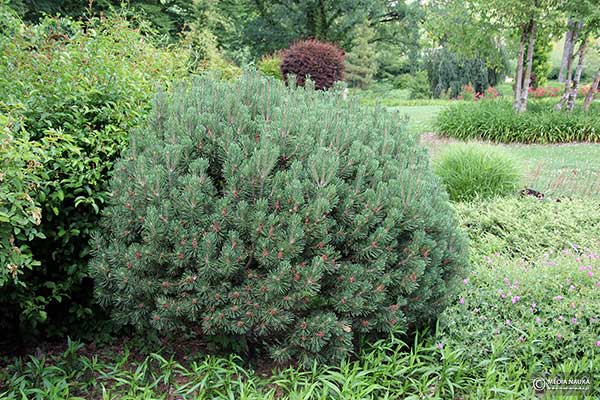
[566,37,588,112]
[558,19,576,83]
[513,25,527,112]
[517,20,537,113]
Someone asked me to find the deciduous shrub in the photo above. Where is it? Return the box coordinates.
[91,71,467,365]
[433,145,521,202]
[407,71,431,100]
[0,11,189,341]
[280,39,345,90]
[257,53,283,80]
[436,99,600,143]
[455,197,600,260]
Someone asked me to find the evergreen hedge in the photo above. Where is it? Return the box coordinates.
[91,71,467,364]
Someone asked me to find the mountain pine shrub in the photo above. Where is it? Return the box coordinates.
[91,71,467,365]
[280,39,344,90]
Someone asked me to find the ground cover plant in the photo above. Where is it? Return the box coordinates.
[90,70,467,365]
[455,197,600,260]
[436,99,600,143]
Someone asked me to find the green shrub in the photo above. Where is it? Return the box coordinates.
[440,249,600,366]
[407,71,431,99]
[281,39,345,90]
[0,12,189,340]
[91,71,467,365]
[433,144,521,202]
[257,54,283,80]
[0,115,45,290]
[436,99,600,143]
[455,197,600,260]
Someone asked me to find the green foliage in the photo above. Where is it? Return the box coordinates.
[0,116,45,289]
[436,99,600,143]
[434,145,521,202]
[91,71,467,365]
[281,39,345,90]
[8,0,197,40]
[257,54,283,80]
[0,12,189,340]
[454,197,600,260]
[529,34,552,89]
[424,48,507,98]
[441,248,600,366]
[407,71,431,99]
[345,21,378,89]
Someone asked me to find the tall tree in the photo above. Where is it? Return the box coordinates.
[427,0,562,112]
[240,0,414,57]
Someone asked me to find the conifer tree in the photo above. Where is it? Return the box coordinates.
[91,71,467,365]
[345,22,378,89]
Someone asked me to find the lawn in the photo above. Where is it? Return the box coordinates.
[388,101,600,199]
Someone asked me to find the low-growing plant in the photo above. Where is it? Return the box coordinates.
[91,71,467,365]
[455,197,600,260]
[436,99,600,143]
[433,144,521,202]
[439,249,600,367]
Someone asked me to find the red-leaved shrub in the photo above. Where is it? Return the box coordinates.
[280,39,344,90]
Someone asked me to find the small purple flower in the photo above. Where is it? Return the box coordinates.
[535,317,541,324]
[571,318,577,324]
[463,278,469,285]
[531,302,537,308]
[569,284,576,290]
[554,295,564,301]
[511,296,520,304]
[557,333,562,340]
[596,341,600,347]
[505,319,511,325]
[436,342,444,350]
[588,271,594,277]
[459,297,465,305]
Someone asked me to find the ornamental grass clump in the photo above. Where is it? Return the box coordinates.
[91,71,467,365]
[434,144,521,202]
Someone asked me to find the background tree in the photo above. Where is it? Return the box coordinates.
[8,0,196,40]
[345,21,378,89]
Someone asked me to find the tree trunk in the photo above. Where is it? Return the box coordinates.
[566,37,588,112]
[513,25,527,112]
[556,20,583,111]
[558,19,576,83]
[517,20,536,113]
[584,68,600,112]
